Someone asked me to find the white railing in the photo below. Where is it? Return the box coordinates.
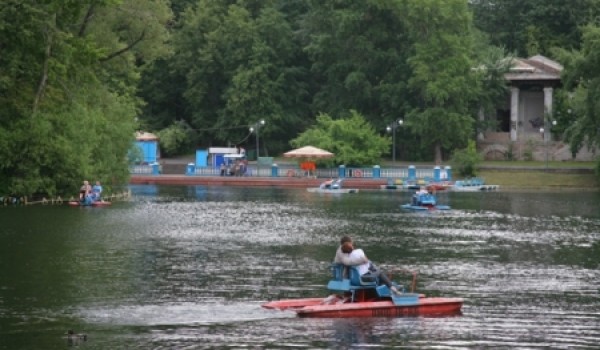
[129,165,154,174]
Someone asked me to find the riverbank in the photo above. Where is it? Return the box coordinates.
[129,171,599,191]
[149,156,598,190]
[129,174,388,189]
[479,168,598,190]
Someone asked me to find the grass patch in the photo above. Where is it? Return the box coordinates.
[481,160,595,169]
[479,169,599,189]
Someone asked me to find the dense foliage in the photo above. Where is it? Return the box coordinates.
[402,0,478,164]
[0,0,171,196]
[555,25,600,164]
[450,140,484,177]
[470,0,600,57]
[290,110,390,167]
[3,0,600,196]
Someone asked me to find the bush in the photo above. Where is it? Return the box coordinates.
[523,139,535,161]
[506,142,515,161]
[157,121,195,157]
[450,140,483,177]
[290,110,391,166]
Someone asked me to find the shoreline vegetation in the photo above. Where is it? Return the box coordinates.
[2,160,596,206]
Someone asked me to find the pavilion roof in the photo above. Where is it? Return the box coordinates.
[505,55,562,81]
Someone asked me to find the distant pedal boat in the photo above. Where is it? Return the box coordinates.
[451,178,499,192]
[307,188,359,194]
[401,192,450,211]
[309,178,359,194]
[68,200,111,207]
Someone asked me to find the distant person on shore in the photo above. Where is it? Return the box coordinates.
[233,160,241,176]
[238,160,246,176]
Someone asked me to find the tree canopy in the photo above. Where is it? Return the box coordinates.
[0,0,172,196]
[290,110,390,167]
[555,24,600,160]
[469,0,600,57]
[3,0,600,196]
[402,0,479,164]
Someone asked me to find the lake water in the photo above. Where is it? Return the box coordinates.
[0,186,599,349]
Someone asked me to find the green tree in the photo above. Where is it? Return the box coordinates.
[157,121,196,157]
[303,0,412,126]
[470,0,600,57]
[403,0,479,164]
[555,24,600,176]
[450,140,483,177]
[166,0,309,154]
[471,42,514,134]
[290,110,390,166]
[0,0,172,196]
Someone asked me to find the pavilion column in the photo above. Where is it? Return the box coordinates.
[510,86,519,141]
[543,86,554,142]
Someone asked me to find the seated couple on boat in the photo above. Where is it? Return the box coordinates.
[411,187,435,206]
[334,236,400,295]
[320,178,343,190]
[79,180,103,205]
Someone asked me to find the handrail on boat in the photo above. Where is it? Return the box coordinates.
[389,269,418,293]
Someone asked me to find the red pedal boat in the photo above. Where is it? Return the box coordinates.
[68,200,112,207]
[262,265,463,318]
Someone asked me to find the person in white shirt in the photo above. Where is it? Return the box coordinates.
[341,241,400,295]
[334,236,367,266]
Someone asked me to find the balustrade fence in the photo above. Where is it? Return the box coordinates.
[130,163,452,182]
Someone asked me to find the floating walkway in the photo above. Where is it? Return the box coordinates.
[1,190,131,206]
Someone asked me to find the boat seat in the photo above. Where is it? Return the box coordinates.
[349,266,378,287]
[328,266,387,302]
[328,265,376,291]
[330,263,347,281]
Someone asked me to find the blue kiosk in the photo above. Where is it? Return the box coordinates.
[134,131,160,164]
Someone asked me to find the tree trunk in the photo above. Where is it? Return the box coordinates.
[434,141,442,165]
[33,15,55,114]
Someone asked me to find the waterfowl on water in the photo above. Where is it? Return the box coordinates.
[65,330,87,344]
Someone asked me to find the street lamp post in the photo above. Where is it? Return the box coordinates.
[540,119,557,170]
[539,127,546,169]
[386,119,404,164]
[250,119,265,175]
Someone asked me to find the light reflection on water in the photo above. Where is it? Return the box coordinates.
[0,185,598,349]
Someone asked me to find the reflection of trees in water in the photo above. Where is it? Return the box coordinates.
[330,318,419,348]
[331,318,378,348]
